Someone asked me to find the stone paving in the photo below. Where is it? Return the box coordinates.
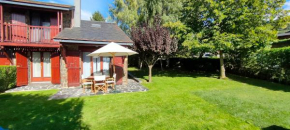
[49,79,148,100]
[5,83,61,93]
[5,78,148,100]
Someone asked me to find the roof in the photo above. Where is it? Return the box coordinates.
[0,0,74,11]
[54,20,133,43]
[278,32,290,37]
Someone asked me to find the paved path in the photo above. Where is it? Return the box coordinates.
[49,79,148,100]
[5,83,61,93]
[5,79,148,100]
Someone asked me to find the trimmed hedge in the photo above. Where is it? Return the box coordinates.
[165,58,220,72]
[129,57,220,72]
[0,66,16,92]
[228,47,290,84]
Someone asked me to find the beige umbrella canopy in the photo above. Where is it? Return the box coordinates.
[88,42,138,73]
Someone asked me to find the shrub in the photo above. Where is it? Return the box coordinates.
[228,47,290,84]
[0,66,16,92]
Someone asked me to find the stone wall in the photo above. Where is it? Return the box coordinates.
[3,7,11,24]
[60,47,68,88]
[63,11,72,28]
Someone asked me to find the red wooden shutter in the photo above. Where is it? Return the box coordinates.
[51,52,60,84]
[114,56,124,85]
[16,52,28,86]
[0,51,10,65]
[66,51,80,87]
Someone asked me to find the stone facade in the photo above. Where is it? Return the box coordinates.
[60,48,68,88]
[63,11,72,28]
[3,7,11,24]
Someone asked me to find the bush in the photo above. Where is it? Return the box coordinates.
[228,47,290,84]
[166,58,220,72]
[0,66,16,92]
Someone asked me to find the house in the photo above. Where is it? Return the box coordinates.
[274,32,290,48]
[0,0,133,87]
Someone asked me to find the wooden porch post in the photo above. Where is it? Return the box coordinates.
[0,4,3,42]
[123,56,128,85]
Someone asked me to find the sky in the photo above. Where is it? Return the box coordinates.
[39,0,114,20]
[38,0,290,20]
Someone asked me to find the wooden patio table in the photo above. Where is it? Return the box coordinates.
[85,75,110,93]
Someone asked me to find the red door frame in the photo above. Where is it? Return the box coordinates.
[16,52,28,86]
[31,52,51,82]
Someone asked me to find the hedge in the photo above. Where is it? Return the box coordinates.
[228,47,290,84]
[0,66,16,92]
[129,57,220,72]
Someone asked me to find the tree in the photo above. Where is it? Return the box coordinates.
[180,0,289,79]
[110,0,184,70]
[131,17,177,82]
[109,0,184,34]
[91,11,105,21]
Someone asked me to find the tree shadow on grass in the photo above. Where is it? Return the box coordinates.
[129,68,218,81]
[0,91,89,130]
[228,74,290,92]
[262,125,290,130]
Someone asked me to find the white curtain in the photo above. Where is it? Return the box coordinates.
[43,52,51,77]
[82,52,91,78]
[97,58,101,72]
[103,57,110,76]
[32,52,41,77]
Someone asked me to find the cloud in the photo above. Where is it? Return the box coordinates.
[284,1,290,10]
[81,9,92,20]
[48,0,57,3]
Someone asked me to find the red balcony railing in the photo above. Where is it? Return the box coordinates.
[2,23,59,44]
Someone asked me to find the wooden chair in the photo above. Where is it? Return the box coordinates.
[106,73,116,89]
[81,75,93,93]
[94,75,107,94]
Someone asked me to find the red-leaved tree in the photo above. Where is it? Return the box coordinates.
[131,17,177,82]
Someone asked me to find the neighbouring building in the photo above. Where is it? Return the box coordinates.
[0,0,133,87]
[274,32,290,48]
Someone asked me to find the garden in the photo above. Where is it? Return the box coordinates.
[1,68,290,129]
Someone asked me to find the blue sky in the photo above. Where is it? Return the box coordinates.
[39,0,114,20]
[38,0,290,20]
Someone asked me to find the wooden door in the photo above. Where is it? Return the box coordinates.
[16,52,28,86]
[114,56,124,85]
[51,52,60,84]
[67,51,80,87]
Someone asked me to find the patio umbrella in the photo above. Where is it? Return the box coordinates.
[87,42,138,73]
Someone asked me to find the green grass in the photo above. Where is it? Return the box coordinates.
[0,68,290,130]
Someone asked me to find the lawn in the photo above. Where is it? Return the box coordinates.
[1,68,290,130]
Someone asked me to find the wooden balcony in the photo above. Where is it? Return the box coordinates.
[0,23,60,47]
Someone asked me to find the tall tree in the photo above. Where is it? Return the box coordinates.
[91,11,105,21]
[109,0,183,34]
[131,17,177,82]
[180,0,290,78]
